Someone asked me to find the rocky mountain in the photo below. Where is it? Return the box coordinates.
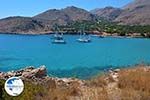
[114,0,150,25]
[61,6,96,21]
[92,0,150,25]
[0,16,54,34]
[34,9,70,25]
[0,1,149,34]
[34,6,96,24]
[0,6,97,34]
[91,7,122,21]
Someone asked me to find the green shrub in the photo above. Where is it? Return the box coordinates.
[0,79,46,100]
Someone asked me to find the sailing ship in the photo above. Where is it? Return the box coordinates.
[52,32,66,44]
[52,25,66,44]
[77,30,91,43]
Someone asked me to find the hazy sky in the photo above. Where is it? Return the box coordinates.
[0,0,133,19]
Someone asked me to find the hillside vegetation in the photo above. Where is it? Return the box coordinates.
[59,21,150,37]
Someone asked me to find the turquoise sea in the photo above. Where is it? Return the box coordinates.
[0,34,150,79]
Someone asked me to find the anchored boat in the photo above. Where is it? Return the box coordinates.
[52,25,66,44]
[77,32,91,43]
[52,33,66,44]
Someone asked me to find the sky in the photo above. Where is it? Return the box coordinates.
[0,0,133,19]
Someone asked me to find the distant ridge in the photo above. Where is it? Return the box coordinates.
[91,6,122,21]
[34,6,96,24]
[91,0,150,25]
[0,17,41,34]
[0,0,150,34]
[0,6,97,34]
[114,0,150,25]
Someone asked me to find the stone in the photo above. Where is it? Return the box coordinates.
[22,65,47,78]
[114,69,120,73]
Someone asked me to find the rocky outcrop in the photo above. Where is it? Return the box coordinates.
[0,65,47,79]
[0,65,85,87]
[22,65,47,78]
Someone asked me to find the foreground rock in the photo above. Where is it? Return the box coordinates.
[0,65,85,88]
[0,65,121,86]
[22,65,47,78]
[0,65,47,79]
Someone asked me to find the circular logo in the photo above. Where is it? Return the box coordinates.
[4,77,24,96]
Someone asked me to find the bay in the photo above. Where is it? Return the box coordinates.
[0,34,150,79]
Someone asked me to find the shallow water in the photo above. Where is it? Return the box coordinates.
[0,34,150,79]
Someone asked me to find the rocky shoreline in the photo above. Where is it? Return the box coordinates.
[0,65,121,88]
[1,65,150,100]
[0,65,86,87]
[0,32,149,39]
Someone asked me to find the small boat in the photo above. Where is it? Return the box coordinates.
[52,33,66,44]
[52,24,66,44]
[54,33,63,39]
[77,38,91,43]
[52,39,66,44]
[77,33,91,43]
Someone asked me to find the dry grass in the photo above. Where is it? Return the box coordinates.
[43,77,109,100]
[40,66,150,100]
[2,66,150,100]
[42,66,150,100]
[86,75,107,87]
[118,66,150,100]
[44,82,82,100]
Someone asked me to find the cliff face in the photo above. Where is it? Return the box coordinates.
[91,7,122,21]
[92,0,150,25]
[114,0,150,25]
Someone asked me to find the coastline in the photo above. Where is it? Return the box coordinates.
[0,31,149,39]
[0,64,149,81]
[0,65,150,100]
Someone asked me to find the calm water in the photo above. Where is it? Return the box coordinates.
[0,34,150,79]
